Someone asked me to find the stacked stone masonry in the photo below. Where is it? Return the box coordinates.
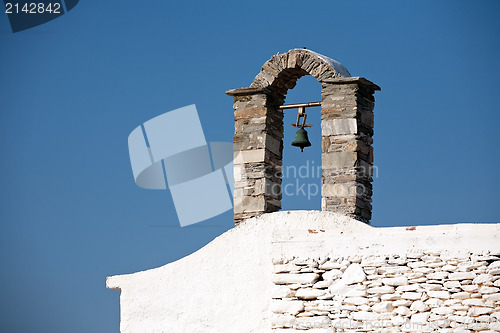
[230,89,285,224]
[227,49,380,225]
[272,252,500,332]
[320,80,377,222]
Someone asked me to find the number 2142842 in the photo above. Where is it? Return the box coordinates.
[5,2,61,14]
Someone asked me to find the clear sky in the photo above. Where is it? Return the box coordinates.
[1,1,499,332]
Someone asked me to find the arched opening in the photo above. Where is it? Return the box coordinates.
[281,75,322,210]
[227,48,379,225]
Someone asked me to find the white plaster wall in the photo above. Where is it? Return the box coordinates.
[272,217,500,260]
[106,211,500,333]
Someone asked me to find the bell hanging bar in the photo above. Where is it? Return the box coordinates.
[278,101,322,109]
[279,102,321,152]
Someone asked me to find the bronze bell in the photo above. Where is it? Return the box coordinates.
[291,127,311,152]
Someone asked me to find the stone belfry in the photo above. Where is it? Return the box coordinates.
[226,49,380,225]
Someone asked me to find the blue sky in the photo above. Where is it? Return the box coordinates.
[1,1,499,332]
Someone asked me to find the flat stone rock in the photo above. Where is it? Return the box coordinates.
[343,296,369,305]
[367,286,395,294]
[328,281,366,297]
[411,312,430,323]
[341,263,366,285]
[313,280,332,289]
[462,298,485,306]
[473,274,494,284]
[295,288,326,300]
[483,293,500,301]
[426,290,450,299]
[448,272,477,281]
[479,286,499,294]
[394,306,410,316]
[322,269,343,281]
[410,300,429,312]
[273,273,320,285]
[382,276,408,286]
[427,272,448,280]
[381,293,400,301]
[451,292,470,299]
[393,299,412,307]
[444,281,461,289]
[401,292,422,300]
[468,307,493,316]
[396,285,420,292]
[431,306,454,315]
[461,284,479,292]
[372,301,394,313]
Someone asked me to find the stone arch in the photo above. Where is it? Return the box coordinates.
[227,49,379,225]
[250,48,351,91]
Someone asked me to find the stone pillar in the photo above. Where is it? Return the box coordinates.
[226,87,284,225]
[227,49,379,225]
[320,77,380,223]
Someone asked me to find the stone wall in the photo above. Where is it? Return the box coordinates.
[272,254,500,331]
[227,49,380,225]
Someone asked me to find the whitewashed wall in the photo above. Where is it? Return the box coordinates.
[107,211,500,332]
